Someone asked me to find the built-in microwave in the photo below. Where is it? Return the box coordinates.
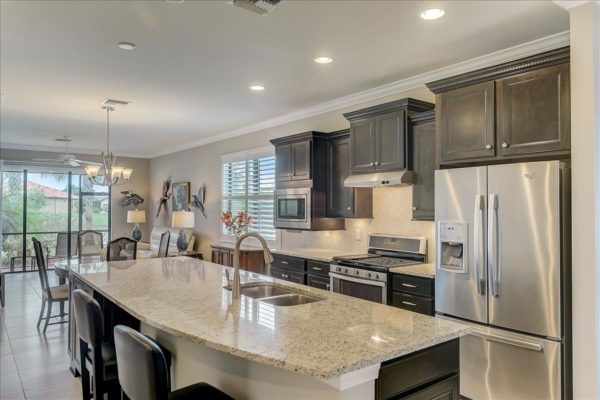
[274,188,312,230]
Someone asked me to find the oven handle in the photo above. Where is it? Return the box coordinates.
[329,272,387,287]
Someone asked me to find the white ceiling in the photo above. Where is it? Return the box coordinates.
[0,1,569,158]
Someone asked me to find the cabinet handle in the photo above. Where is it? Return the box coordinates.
[347,206,352,210]
[412,206,417,211]
[502,142,509,148]
[280,261,288,265]
[485,144,493,150]
[402,301,418,307]
[369,162,374,166]
[374,161,380,166]
[402,283,417,288]
[312,266,323,271]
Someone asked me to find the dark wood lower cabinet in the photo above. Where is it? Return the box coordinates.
[307,274,330,291]
[404,375,460,400]
[210,245,266,274]
[390,273,435,316]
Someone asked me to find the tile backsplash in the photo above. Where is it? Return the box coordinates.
[279,186,435,262]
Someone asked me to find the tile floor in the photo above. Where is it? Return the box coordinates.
[1,272,82,399]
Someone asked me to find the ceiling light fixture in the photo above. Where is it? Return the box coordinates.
[85,106,132,187]
[249,85,265,91]
[314,57,333,64]
[420,8,445,20]
[117,42,137,50]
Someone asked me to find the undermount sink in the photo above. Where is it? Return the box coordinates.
[240,284,294,299]
[259,294,322,307]
[225,282,323,306]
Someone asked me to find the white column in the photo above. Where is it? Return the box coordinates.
[569,1,600,398]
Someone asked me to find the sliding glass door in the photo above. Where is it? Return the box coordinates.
[0,169,111,273]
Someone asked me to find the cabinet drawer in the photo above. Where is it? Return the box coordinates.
[376,340,459,400]
[392,274,434,297]
[405,375,459,400]
[288,271,306,285]
[273,254,306,272]
[307,260,330,277]
[307,274,330,291]
[270,266,288,281]
[392,292,433,316]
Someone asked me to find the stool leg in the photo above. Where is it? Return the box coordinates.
[92,346,104,400]
[80,340,91,400]
[37,300,46,328]
[60,300,65,318]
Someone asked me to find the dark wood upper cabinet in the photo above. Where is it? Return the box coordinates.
[345,98,435,174]
[410,111,436,221]
[291,141,311,180]
[349,117,376,174]
[497,63,570,156]
[326,131,373,219]
[427,46,570,165]
[275,144,292,181]
[438,81,496,163]
[375,110,406,171]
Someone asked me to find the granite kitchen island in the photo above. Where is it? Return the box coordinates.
[62,257,469,400]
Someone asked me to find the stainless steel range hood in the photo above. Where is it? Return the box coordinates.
[344,170,414,187]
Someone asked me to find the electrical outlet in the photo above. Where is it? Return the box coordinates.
[354,228,361,241]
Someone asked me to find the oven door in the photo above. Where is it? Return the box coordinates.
[329,272,387,304]
[274,188,311,229]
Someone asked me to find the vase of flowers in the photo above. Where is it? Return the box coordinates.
[221,210,253,239]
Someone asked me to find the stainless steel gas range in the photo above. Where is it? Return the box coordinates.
[330,234,427,304]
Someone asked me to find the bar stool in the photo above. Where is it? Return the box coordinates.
[72,289,120,400]
[113,325,234,400]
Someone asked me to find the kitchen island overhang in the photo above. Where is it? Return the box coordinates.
[62,257,469,399]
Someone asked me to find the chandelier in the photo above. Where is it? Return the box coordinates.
[85,106,132,186]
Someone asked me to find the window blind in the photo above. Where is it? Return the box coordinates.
[221,148,275,241]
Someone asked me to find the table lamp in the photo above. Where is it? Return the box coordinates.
[172,211,195,253]
[127,209,146,241]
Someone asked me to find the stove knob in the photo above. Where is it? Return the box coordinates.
[373,273,378,280]
[367,272,372,279]
[344,268,348,274]
[355,270,360,276]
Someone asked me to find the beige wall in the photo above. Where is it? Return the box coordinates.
[0,148,151,241]
[149,86,435,259]
[569,2,600,399]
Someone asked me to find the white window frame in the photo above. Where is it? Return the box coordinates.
[220,146,277,246]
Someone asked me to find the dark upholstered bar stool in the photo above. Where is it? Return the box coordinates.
[113,325,234,400]
[107,237,137,261]
[72,289,120,400]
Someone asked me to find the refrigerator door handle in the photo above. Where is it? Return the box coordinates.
[488,194,499,297]
[470,330,543,352]
[473,195,485,295]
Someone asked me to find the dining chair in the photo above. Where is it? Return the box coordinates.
[78,230,104,263]
[107,237,137,262]
[157,231,170,258]
[113,325,234,400]
[72,289,120,400]
[32,237,69,333]
[53,232,78,262]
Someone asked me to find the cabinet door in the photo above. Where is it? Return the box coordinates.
[497,63,570,156]
[412,121,436,220]
[275,144,292,181]
[287,271,306,285]
[327,138,355,217]
[270,266,289,281]
[440,81,495,162]
[307,274,330,291]
[291,141,311,180]
[220,249,233,267]
[375,110,406,171]
[350,117,376,173]
[210,248,220,264]
[405,375,459,400]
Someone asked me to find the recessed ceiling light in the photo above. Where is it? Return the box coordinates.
[249,85,265,91]
[117,42,137,50]
[314,56,333,64]
[420,8,445,20]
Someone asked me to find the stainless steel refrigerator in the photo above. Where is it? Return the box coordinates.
[435,160,571,400]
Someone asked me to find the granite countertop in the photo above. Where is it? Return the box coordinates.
[389,263,436,279]
[67,258,468,380]
[271,247,360,262]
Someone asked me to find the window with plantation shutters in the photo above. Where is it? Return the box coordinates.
[221,147,276,241]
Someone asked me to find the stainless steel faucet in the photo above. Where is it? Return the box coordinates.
[231,232,274,299]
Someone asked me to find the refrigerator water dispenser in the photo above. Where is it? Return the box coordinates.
[438,221,468,273]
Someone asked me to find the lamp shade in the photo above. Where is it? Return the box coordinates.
[127,210,146,224]
[172,211,195,229]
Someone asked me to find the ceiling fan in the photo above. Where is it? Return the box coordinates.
[33,137,101,167]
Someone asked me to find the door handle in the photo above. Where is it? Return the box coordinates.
[471,331,543,352]
[487,194,499,297]
[474,194,485,295]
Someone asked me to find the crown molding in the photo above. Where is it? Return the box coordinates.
[0,142,149,159]
[553,1,590,10]
[149,31,569,158]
